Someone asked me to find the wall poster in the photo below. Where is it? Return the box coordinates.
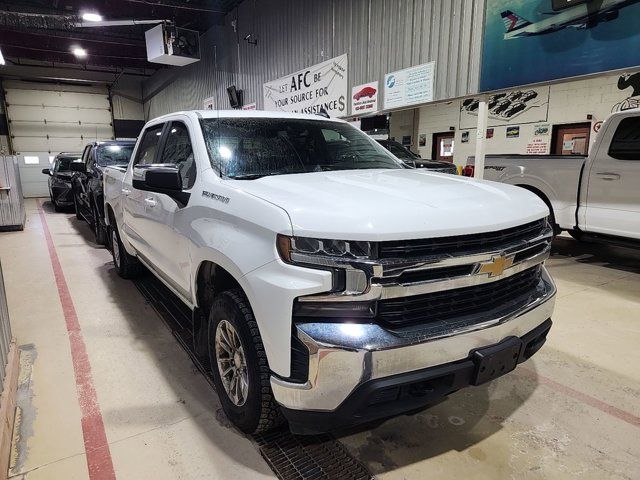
[481,0,640,91]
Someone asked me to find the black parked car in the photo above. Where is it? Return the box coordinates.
[72,140,135,245]
[42,153,83,211]
[377,139,458,174]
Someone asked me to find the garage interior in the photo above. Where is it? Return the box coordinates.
[0,1,639,479]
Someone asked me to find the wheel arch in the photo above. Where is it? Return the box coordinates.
[515,183,558,231]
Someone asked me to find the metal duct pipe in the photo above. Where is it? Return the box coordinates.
[0,11,77,30]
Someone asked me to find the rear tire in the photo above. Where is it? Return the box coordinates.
[93,203,107,245]
[74,194,82,220]
[208,289,283,434]
[111,222,141,279]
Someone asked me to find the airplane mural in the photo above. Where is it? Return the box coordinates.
[501,0,640,39]
[481,0,640,91]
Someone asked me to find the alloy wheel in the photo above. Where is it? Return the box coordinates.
[215,319,249,407]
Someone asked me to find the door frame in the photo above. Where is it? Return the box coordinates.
[551,122,591,155]
[431,131,455,162]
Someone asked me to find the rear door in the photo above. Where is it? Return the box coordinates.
[123,123,166,260]
[584,115,640,239]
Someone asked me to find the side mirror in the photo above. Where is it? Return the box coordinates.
[42,168,52,175]
[69,162,86,173]
[132,165,190,206]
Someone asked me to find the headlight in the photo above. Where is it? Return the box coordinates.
[277,234,373,263]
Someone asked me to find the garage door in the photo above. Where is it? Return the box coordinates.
[3,80,113,197]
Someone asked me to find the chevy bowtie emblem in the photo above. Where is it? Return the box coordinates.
[478,255,514,278]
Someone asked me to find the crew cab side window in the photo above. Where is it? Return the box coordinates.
[608,117,640,160]
[134,124,165,165]
[86,147,95,170]
[160,122,196,189]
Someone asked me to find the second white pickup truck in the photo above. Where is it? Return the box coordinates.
[104,110,556,434]
[464,110,640,246]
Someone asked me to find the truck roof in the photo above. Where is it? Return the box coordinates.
[151,109,350,124]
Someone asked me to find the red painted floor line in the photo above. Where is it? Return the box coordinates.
[519,366,640,428]
[37,200,116,480]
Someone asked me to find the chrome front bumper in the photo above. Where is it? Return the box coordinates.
[271,266,556,412]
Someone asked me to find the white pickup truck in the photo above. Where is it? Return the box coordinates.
[104,110,556,435]
[464,110,640,246]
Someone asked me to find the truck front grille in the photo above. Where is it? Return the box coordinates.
[376,266,543,329]
[378,219,548,259]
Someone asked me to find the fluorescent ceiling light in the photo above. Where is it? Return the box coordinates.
[72,47,87,58]
[82,12,103,22]
[0,48,5,66]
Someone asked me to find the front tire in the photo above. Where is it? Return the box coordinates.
[111,223,141,279]
[208,289,283,434]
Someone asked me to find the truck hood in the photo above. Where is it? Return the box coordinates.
[231,169,549,240]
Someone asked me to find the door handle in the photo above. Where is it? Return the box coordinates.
[144,197,157,207]
[596,172,621,181]
[121,188,131,196]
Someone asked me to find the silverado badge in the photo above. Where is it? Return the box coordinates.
[478,255,514,278]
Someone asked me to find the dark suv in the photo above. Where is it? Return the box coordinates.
[377,139,457,174]
[72,140,135,245]
[42,153,83,211]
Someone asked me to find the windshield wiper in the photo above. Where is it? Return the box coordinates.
[228,173,268,180]
[228,170,308,180]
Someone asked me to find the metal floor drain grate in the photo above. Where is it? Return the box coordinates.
[254,428,373,480]
[134,273,373,480]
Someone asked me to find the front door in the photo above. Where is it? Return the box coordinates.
[432,132,455,162]
[142,120,198,297]
[552,123,591,155]
[124,122,165,261]
[583,115,640,240]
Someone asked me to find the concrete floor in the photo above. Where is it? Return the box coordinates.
[0,198,638,479]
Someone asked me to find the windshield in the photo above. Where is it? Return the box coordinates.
[55,156,82,172]
[380,140,418,160]
[200,118,403,179]
[96,144,134,166]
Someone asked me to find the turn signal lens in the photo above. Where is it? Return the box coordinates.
[276,234,292,262]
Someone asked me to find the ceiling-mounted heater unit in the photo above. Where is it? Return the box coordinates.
[145,24,200,66]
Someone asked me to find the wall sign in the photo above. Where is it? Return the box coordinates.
[383,62,435,110]
[460,86,549,129]
[203,96,215,110]
[506,126,520,138]
[534,123,550,135]
[262,54,348,118]
[526,137,550,154]
[351,81,379,115]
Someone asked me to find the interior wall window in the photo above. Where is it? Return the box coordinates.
[161,122,196,189]
[608,117,640,160]
[134,124,164,166]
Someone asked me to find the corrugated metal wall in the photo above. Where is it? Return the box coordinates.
[0,261,13,386]
[144,0,485,119]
